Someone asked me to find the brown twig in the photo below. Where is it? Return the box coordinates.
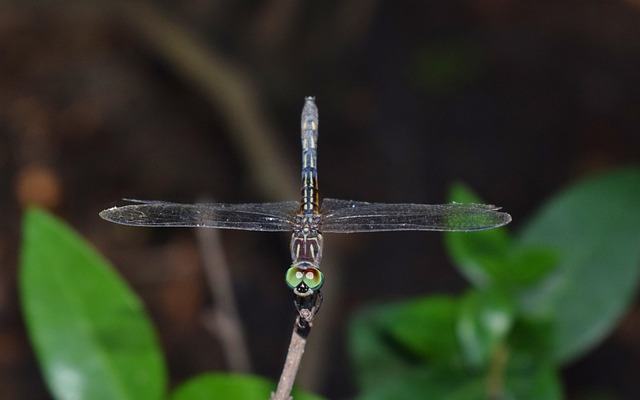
[270,323,307,400]
[271,299,320,400]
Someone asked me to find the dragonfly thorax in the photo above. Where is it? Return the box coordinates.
[290,228,323,265]
[294,214,320,233]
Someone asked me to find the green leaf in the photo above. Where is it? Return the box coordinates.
[170,373,325,400]
[350,294,562,400]
[355,368,485,400]
[508,317,555,363]
[498,246,558,287]
[517,168,640,363]
[502,357,563,400]
[349,306,417,389]
[20,207,166,400]
[445,183,511,287]
[456,289,514,368]
[353,347,562,400]
[349,296,461,389]
[384,297,461,365]
[446,183,557,288]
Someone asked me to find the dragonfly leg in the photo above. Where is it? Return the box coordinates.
[294,291,323,336]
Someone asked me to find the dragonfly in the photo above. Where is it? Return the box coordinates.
[100,97,511,318]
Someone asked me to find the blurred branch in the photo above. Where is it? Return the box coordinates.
[196,210,252,373]
[112,0,297,201]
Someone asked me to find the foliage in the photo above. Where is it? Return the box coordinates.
[20,208,167,400]
[19,168,640,399]
[19,208,323,400]
[349,168,640,399]
[170,373,324,400]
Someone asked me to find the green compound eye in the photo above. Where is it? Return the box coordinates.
[302,267,324,290]
[285,267,324,290]
[286,267,303,288]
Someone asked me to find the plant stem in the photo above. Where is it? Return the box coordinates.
[486,343,509,399]
[271,317,312,400]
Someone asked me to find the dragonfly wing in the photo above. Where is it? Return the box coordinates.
[319,198,512,233]
[99,200,300,231]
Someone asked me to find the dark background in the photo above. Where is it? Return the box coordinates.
[1,1,639,399]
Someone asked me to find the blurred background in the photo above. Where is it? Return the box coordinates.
[1,1,640,399]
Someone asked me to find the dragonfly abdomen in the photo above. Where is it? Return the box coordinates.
[301,97,320,215]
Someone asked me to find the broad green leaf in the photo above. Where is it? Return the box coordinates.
[355,368,485,400]
[383,297,461,365]
[170,373,325,400]
[498,246,558,287]
[508,317,555,363]
[445,184,507,286]
[517,168,640,363]
[20,207,166,400]
[446,183,557,288]
[349,305,418,389]
[503,357,562,400]
[350,294,562,400]
[456,289,514,368]
[355,360,561,400]
[349,296,460,389]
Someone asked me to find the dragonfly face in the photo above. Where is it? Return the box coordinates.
[286,263,324,296]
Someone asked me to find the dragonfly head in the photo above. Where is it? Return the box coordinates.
[286,263,324,297]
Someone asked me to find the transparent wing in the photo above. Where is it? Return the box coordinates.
[319,198,512,233]
[99,199,300,231]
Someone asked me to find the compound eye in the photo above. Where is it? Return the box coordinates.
[285,267,324,290]
[286,267,304,289]
[302,268,324,290]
